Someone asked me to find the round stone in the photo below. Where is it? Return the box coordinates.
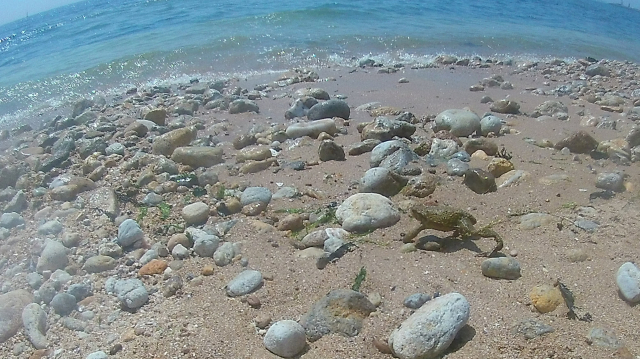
[182,202,210,226]
[263,320,307,358]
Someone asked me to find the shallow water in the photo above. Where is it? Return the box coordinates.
[1,0,639,127]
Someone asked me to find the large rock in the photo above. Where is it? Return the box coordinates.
[433,109,481,137]
[0,289,33,343]
[361,116,416,141]
[301,289,376,342]
[225,270,263,297]
[152,127,197,157]
[585,64,610,77]
[285,119,337,139]
[359,167,407,197]
[389,292,470,359]
[171,146,224,168]
[336,193,400,233]
[307,99,350,120]
[36,239,69,274]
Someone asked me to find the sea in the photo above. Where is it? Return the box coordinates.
[1,0,640,128]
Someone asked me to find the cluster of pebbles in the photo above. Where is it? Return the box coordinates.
[0,56,640,358]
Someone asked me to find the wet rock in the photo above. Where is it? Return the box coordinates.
[22,303,48,349]
[318,140,345,161]
[83,255,117,273]
[264,320,307,358]
[554,131,598,154]
[301,289,376,342]
[117,219,144,248]
[50,293,76,316]
[285,119,337,139]
[481,257,521,279]
[361,116,416,141]
[336,193,400,233]
[530,284,563,313]
[152,127,197,157]
[307,99,350,120]
[490,99,520,114]
[229,99,259,114]
[226,270,263,297]
[36,239,68,274]
[389,292,470,359]
[512,319,554,339]
[113,278,148,310]
[359,167,407,197]
[182,202,210,226]
[170,146,223,168]
[463,168,497,194]
[616,262,640,303]
[0,289,33,343]
[433,109,481,137]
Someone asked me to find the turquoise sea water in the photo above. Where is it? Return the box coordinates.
[1,0,640,127]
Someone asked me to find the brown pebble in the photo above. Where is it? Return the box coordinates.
[138,259,168,276]
[29,349,51,359]
[246,294,261,308]
[372,338,392,354]
[201,264,214,276]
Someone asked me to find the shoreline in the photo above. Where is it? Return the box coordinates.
[0,56,640,358]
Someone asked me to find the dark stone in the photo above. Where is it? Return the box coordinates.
[554,131,598,154]
[463,168,497,194]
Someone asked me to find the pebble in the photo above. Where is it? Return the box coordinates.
[171,146,224,168]
[50,293,77,316]
[616,262,640,303]
[403,293,432,309]
[389,292,470,359]
[138,259,168,275]
[511,318,554,339]
[113,278,148,309]
[22,303,48,349]
[285,119,337,139]
[193,234,220,257]
[595,172,625,192]
[529,284,564,313]
[213,242,238,267]
[117,219,144,248]
[359,167,407,197]
[85,351,108,359]
[0,212,24,228]
[586,327,623,349]
[36,239,69,274]
[264,320,307,358]
[182,201,210,226]
[240,186,272,206]
[318,140,345,161]
[481,257,521,280]
[83,255,117,273]
[171,244,190,259]
[67,283,92,301]
[433,109,481,137]
[307,99,350,121]
[226,270,263,297]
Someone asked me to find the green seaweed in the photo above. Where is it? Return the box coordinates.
[352,266,367,292]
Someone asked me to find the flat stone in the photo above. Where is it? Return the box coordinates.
[225,270,263,297]
[171,146,224,168]
[301,289,376,342]
[511,318,554,339]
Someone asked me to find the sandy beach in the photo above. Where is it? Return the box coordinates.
[1,57,640,359]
